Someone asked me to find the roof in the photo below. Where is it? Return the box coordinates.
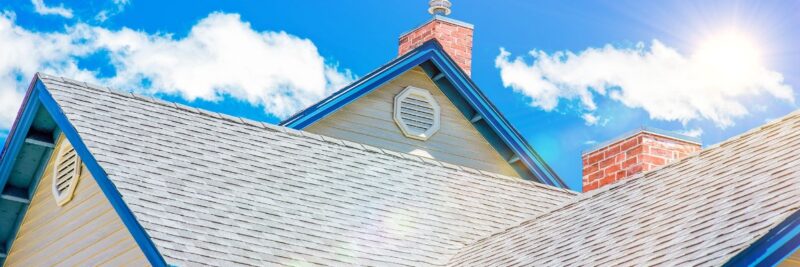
[280,40,567,188]
[449,110,800,266]
[35,73,576,266]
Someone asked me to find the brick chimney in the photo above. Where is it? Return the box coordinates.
[582,127,702,192]
[398,15,474,76]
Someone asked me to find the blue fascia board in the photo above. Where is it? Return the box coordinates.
[0,77,40,263]
[0,76,167,266]
[280,40,566,188]
[724,210,800,266]
[281,46,430,128]
[425,49,565,188]
[0,79,40,192]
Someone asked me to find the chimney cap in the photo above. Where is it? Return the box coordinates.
[428,0,452,16]
[581,126,702,155]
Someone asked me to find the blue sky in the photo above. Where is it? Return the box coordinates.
[1,0,799,191]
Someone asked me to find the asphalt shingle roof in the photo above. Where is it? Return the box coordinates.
[449,109,800,266]
[37,73,576,266]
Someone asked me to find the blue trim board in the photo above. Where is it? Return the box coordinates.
[426,48,565,188]
[0,79,39,193]
[280,40,567,188]
[725,209,800,266]
[0,77,40,264]
[0,75,167,266]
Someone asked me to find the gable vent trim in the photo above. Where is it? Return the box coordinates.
[52,138,81,206]
[394,86,441,141]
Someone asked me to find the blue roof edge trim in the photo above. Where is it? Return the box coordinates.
[724,209,800,266]
[0,76,168,266]
[0,73,39,182]
[279,40,567,188]
[424,47,565,188]
[0,75,40,263]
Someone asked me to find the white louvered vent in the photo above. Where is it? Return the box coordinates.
[52,138,81,206]
[394,86,441,140]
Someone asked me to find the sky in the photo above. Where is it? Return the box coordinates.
[1,0,799,191]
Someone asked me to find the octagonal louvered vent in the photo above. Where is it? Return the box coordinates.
[393,86,441,140]
[52,138,81,206]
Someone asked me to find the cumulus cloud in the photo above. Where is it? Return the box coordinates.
[496,40,794,128]
[581,113,609,127]
[0,11,97,128]
[93,13,353,117]
[582,113,599,126]
[95,0,130,22]
[31,0,73,18]
[0,12,353,131]
[677,127,704,138]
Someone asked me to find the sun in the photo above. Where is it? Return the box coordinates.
[694,30,763,76]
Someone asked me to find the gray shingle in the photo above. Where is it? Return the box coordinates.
[40,76,576,266]
[448,110,800,266]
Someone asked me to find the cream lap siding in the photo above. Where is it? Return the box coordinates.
[780,251,800,266]
[4,135,148,267]
[306,67,518,177]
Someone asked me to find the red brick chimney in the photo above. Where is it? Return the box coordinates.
[398,15,474,76]
[582,127,702,192]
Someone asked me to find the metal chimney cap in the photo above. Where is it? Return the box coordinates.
[428,0,452,16]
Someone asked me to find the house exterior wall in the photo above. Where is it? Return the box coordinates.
[4,135,147,266]
[780,250,800,266]
[306,67,518,177]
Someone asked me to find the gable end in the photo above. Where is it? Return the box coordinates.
[0,75,168,266]
[281,41,566,188]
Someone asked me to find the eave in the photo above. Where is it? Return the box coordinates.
[0,75,167,266]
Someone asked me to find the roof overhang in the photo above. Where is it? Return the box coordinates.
[724,209,800,266]
[280,40,567,188]
[0,75,167,266]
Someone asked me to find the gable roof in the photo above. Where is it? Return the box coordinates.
[280,40,567,188]
[21,73,576,266]
[449,110,800,266]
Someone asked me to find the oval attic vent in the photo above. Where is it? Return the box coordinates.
[52,138,81,206]
[394,86,441,140]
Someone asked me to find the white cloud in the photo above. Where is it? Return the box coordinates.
[581,113,609,127]
[0,12,353,131]
[496,40,794,128]
[582,113,598,126]
[0,11,97,128]
[31,0,73,18]
[677,127,704,138]
[93,13,353,117]
[584,140,597,145]
[95,0,130,22]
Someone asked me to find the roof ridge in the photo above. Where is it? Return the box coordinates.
[36,72,576,196]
